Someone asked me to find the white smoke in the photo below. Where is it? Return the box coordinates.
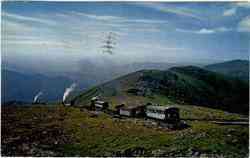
[63,83,77,102]
[33,91,43,103]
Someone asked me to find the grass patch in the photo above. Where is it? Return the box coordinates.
[2,105,248,157]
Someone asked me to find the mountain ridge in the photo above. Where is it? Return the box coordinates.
[2,69,73,103]
[204,59,249,82]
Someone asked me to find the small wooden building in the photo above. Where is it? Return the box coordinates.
[146,105,180,123]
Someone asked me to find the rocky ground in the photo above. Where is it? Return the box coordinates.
[2,106,73,156]
[1,105,249,157]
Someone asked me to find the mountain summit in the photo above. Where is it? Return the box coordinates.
[204,59,249,82]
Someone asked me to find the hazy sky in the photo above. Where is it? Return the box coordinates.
[2,2,250,73]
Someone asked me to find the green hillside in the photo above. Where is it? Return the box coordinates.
[74,66,249,114]
[204,59,249,82]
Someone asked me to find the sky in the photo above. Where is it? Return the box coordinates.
[2,2,250,73]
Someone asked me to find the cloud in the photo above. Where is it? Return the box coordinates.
[2,35,44,41]
[50,11,167,36]
[222,2,250,17]
[197,28,215,34]
[138,28,161,32]
[215,27,232,32]
[125,19,166,24]
[72,11,123,21]
[235,2,250,8]
[135,43,185,51]
[137,3,203,21]
[2,20,35,34]
[223,8,237,16]
[5,40,65,46]
[2,32,85,53]
[238,16,250,32]
[176,27,232,34]
[2,10,131,58]
[71,11,167,24]
[2,12,56,25]
[120,26,161,33]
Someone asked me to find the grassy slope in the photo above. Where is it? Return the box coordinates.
[74,67,249,114]
[169,66,249,113]
[2,105,248,157]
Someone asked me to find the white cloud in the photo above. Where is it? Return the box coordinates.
[197,28,215,34]
[72,11,123,21]
[5,40,64,46]
[71,11,167,24]
[235,2,250,8]
[138,28,161,32]
[223,2,250,17]
[2,35,44,41]
[2,12,56,25]
[135,43,185,51]
[120,26,161,33]
[238,16,250,32]
[50,11,166,36]
[125,19,166,24]
[2,11,132,60]
[2,20,34,34]
[176,27,231,34]
[216,27,232,32]
[136,3,203,21]
[223,8,237,16]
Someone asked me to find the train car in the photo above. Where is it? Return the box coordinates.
[118,105,145,117]
[115,104,125,114]
[146,105,180,123]
[95,100,109,110]
[90,97,109,110]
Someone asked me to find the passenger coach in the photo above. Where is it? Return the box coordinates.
[146,106,180,123]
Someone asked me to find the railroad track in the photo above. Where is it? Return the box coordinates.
[79,106,249,126]
[181,118,249,125]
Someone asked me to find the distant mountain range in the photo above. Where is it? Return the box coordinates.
[204,59,249,82]
[2,59,249,106]
[2,61,185,103]
[74,65,249,114]
[62,59,249,89]
[2,69,73,103]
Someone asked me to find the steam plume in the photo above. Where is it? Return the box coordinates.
[33,91,43,103]
[63,83,77,102]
